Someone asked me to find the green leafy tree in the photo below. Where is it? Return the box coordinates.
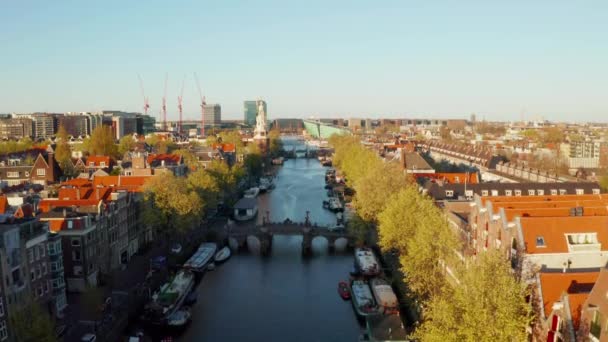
[347,213,372,246]
[187,168,220,212]
[118,135,135,155]
[85,125,118,157]
[353,162,409,222]
[143,174,204,235]
[413,251,532,342]
[54,125,74,176]
[174,149,199,171]
[268,129,283,157]
[9,300,56,342]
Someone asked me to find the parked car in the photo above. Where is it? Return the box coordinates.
[81,333,97,342]
[170,243,182,254]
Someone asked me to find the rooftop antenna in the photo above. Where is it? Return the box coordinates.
[194,72,206,137]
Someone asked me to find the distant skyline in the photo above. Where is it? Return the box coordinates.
[1,1,607,121]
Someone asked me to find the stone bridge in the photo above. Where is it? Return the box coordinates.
[227,220,352,256]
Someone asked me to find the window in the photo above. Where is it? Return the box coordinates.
[37,285,43,297]
[72,250,81,261]
[465,190,473,198]
[505,190,513,196]
[514,190,522,196]
[6,171,19,178]
[0,320,7,340]
[528,190,535,196]
[567,233,599,245]
[559,189,567,195]
[67,220,73,229]
[445,190,454,197]
[36,265,41,278]
[71,238,80,246]
[481,190,489,197]
[100,162,106,167]
[593,188,601,195]
[537,189,545,196]
[39,245,45,257]
[42,263,47,275]
[0,297,4,317]
[591,311,602,339]
[36,168,45,176]
[536,236,546,247]
[27,249,34,263]
[576,188,584,195]
[89,162,95,167]
[491,190,498,196]
[34,246,39,260]
[551,189,558,195]
[44,281,49,294]
[30,270,35,281]
[25,171,29,177]
[73,266,83,276]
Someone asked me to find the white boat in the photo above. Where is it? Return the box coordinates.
[167,309,191,327]
[328,197,343,212]
[355,248,380,277]
[149,270,195,318]
[350,280,379,318]
[244,187,260,198]
[214,246,231,263]
[184,243,217,273]
[207,262,216,271]
[370,278,399,314]
[258,177,274,192]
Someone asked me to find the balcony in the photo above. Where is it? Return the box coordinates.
[568,243,601,252]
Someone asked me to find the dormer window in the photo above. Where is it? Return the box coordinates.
[89,162,95,167]
[481,190,489,197]
[536,236,546,247]
[445,190,454,197]
[567,233,601,252]
[593,189,601,195]
[551,189,558,195]
[100,162,106,167]
[514,190,522,196]
[505,190,513,196]
[559,189,567,195]
[576,189,584,195]
[537,189,544,196]
[491,190,498,196]
[528,190,535,196]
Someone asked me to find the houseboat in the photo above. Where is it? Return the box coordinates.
[370,278,399,314]
[355,248,380,277]
[258,177,274,192]
[350,280,379,318]
[233,197,258,221]
[328,197,343,212]
[144,270,194,323]
[184,243,217,273]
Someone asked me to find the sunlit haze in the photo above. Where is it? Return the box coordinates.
[1,0,607,121]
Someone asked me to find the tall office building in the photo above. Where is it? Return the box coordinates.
[204,104,222,126]
[244,100,266,126]
[32,114,57,139]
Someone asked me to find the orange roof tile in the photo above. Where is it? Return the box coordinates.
[521,216,608,254]
[0,195,8,214]
[86,155,111,166]
[147,154,181,165]
[539,272,599,326]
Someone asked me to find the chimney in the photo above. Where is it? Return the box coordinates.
[47,152,55,182]
[96,188,101,200]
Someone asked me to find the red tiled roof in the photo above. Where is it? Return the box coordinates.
[146,154,181,165]
[539,272,599,327]
[415,172,480,184]
[212,143,236,153]
[0,196,8,214]
[521,216,608,254]
[86,155,111,166]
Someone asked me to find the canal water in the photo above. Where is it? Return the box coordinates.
[180,141,361,341]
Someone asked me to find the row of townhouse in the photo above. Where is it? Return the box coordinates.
[495,161,564,182]
[37,175,150,292]
[0,197,67,342]
[465,193,608,341]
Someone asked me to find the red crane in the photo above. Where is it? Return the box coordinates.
[194,73,206,137]
[177,76,185,136]
[162,73,168,131]
[137,74,150,116]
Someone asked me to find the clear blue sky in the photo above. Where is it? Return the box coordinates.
[1,1,606,121]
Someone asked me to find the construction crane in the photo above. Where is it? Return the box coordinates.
[137,74,150,116]
[177,76,185,136]
[162,73,168,131]
[194,73,206,137]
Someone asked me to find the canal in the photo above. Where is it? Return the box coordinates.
[180,144,361,341]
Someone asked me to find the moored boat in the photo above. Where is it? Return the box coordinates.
[244,187,260,198]
[355,248,380,277]
[350,280,379,318]
[338,281,351,300]
[184,243,217,273]
[370,278,399,314]
[145,270,195,323]
[214,246,231,263]
[166,308,191,327]
[328,197,343,212]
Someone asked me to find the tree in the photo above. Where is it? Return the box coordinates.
[86,125,118,157]
[413,251,532,342]
[143,174,204,235]
[54,125,74,176]
[353,162,409,222]
[9,300,56,342]
[268,129,283,157]
[347,213,372,246]
[187,168,220,212]
[118,135,135,155]
[542,127,564,144]
[174,149,199,171]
